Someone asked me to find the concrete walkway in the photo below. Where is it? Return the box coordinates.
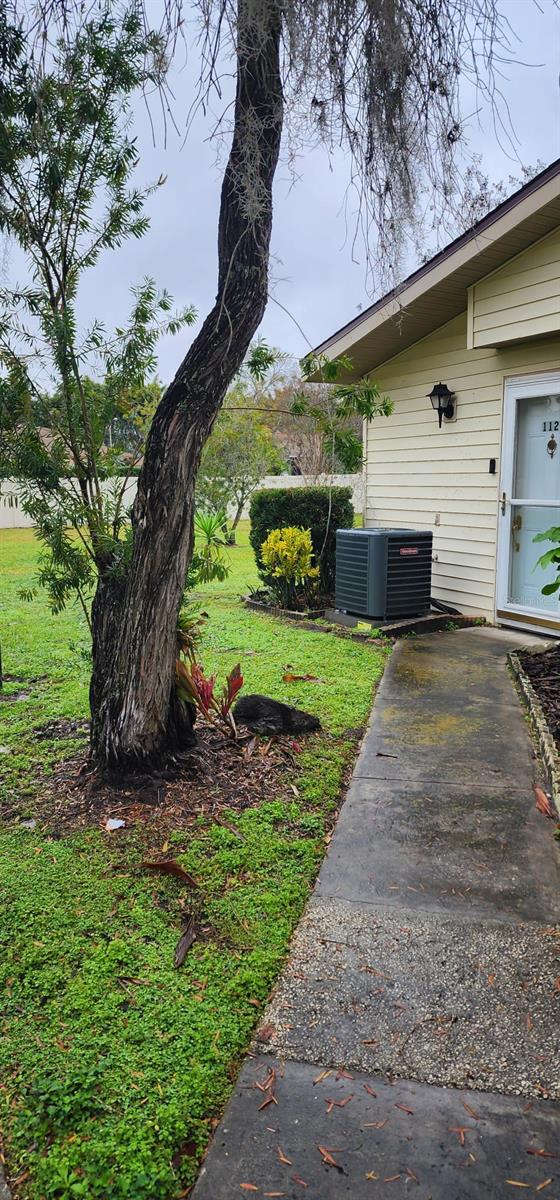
[193,628,560,1199]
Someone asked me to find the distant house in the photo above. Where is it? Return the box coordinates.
[313,159,560,635]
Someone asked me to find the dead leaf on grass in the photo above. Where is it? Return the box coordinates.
[173,917,196,968]
[140,859,198,886]
[282,673,325,683]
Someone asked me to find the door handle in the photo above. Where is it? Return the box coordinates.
[501,492,507,515]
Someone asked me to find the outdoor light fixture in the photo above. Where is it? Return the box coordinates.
[428,382,455,428]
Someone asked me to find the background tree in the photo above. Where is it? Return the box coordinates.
[4,0,511,770]
[0,8,194,636]
[197,384,285,542]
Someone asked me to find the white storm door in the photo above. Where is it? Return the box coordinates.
[497,373,560,627]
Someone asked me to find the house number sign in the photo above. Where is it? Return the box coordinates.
[543,420,560,431]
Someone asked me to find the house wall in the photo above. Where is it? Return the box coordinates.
[468,225,560,349]
[365,312,560,618]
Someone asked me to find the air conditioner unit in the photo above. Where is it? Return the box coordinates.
[335,528,433,621]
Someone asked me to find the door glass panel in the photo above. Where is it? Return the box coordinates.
[513,393,560,500]
[508,504,560,610]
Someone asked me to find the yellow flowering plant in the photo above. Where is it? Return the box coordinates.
[260,526,320,609]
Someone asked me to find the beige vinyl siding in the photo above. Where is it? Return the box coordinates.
[468,225,560,349]
[365,312,560,618]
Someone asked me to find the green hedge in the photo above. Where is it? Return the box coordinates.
[249,485,354,594]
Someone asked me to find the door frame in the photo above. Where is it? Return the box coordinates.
[496,369,560,634]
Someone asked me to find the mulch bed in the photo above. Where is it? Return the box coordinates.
[518,645,560,750]
[1,719,338,843]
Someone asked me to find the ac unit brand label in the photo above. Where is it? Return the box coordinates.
[399,547,419,556]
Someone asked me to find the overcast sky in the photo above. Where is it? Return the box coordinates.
[77,0,560,380]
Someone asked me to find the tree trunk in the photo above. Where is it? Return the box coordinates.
[89,0,284,770]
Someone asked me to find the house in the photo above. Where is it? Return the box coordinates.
[313,159,560,635]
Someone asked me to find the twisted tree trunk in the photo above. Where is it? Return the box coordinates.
[89,0,284,769]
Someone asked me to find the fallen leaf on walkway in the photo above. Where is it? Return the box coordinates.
[462,1101,480,1120]
[277,1147,292,1166]
[365,1171,379,1180]
[257,1023,276,1043]
[527,1148,557,1159]
[487,974,496,987]
[336,1069,354,1081]
[552,977,560,996]
[313,1070,332,1085]
[263,1069,276,1091]
[363,1084,377,1097]
[317,1146,345,1172]
[364,1119,388,1129]
[291,1174,308,1188]
[258,1095,278,1110]
[536,1180,553,1192]
[449,1127,468,1146]
[140,859,198,886]
[240,1186,259,1192]
[406,1167,419,1182]
[264,1193,286,1197]
[384,1175,401,1182]
[173,917,196,967]
[325,1095,353,1112]
[362,1039,379,1047]
[534,786,556,819]
[395,1103,414,1115]
[376,751,398,759]
[505,1182,531,1189]
[526,1014,533,1032]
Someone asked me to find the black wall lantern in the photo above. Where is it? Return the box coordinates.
[428,382,455,428]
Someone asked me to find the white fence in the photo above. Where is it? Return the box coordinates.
[0,473,364,530]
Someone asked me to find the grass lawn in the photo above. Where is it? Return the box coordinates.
[0,523,389,1200]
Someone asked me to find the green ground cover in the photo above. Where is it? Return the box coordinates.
[0,523,389,1199]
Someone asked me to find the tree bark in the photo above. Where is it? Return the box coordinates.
[89,0,284,770]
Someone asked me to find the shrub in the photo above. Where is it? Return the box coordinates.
[261,527,319,608]
[249,486,354,594]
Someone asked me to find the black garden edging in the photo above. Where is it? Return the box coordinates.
[509,648,560,819]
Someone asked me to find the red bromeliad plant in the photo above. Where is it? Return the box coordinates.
[176,657,244,737]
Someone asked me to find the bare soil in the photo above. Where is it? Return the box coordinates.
[1,719,350,843]
[519,644,560,749]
